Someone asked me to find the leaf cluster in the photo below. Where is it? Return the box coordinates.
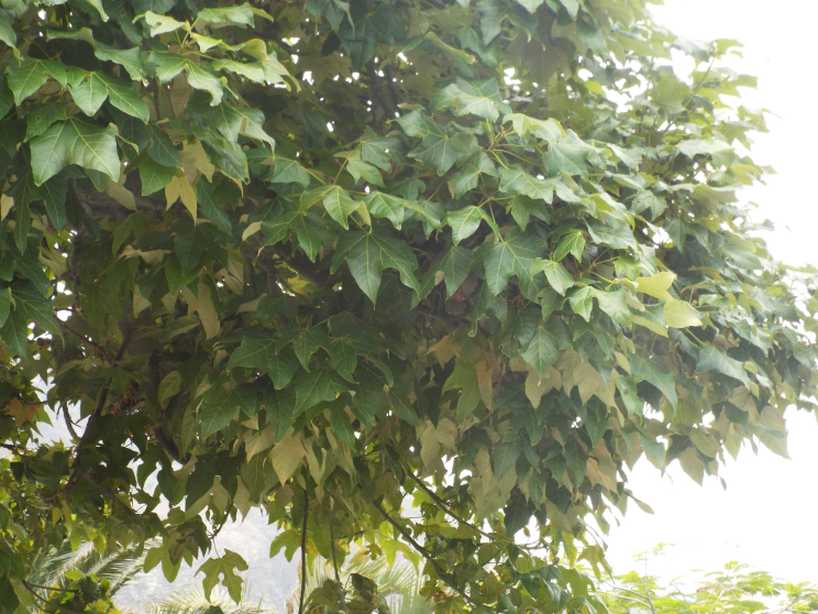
[0,0,816,612]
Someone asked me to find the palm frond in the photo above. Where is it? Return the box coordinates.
[148,586,273,614]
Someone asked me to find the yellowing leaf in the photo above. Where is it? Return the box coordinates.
[5,399,40,425]
[586,457,616,491]
[664,298,702,328]
[524,367,560,408]
[678,447,705,484]
[0,194,13,221]
[636,271,676,301]
[475,359,494,410]
[196,280,220,339]
[158,371,182,408]
[164,174,197,220]
[270,431,306,484]
[182,140,215,182]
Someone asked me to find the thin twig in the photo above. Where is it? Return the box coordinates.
[298,489,309,614]
[61,402,80,440]
[330,507,341,584]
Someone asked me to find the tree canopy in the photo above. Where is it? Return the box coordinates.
[1,0,817,611]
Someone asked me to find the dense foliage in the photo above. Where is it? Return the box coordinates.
[1,0,817,611]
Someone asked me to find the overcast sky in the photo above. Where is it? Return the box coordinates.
[605,0,818,583]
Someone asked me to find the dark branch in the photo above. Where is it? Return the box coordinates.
[298,488,309,614]
[370,498,479,608]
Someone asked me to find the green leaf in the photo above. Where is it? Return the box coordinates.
[498,167,555,203]
[558,0,579,18]
[483,230,539,295]
[105,78,150,122]
[436,245,474,297]
[195,3,270,29]
[138,157,175,195]
[7,59,65,106]
[13,283,60,337]
[569,286,594,321]
[40,176,68,230]
[185,64,224,106]
[696,346,749,385]
[197,550,248,604]
[0,76,11,119]
[448,152,496,199]
[268,157,311,187]
[544,132,598,176]
[198,382,247,436]
[0,12,16,48]
[532,259,574,296]
[516,0,546,12]
[346,158,383,187]
[213,59,266,83]
[409,130,478,175]
[294,369,344,415]
[447,206,490,244]
[48,28,146,81]
[1,307,29,357]
[505,112,562,142]
[152,52,223,105]
[0,287,11,329]
[29,119,120,186]
[396,109,437,138]
[365,193,442,232]
[552,229,585,262]
[228,337,298,390]
[521,326,558,374]
[67,70,109,116]
[95,44,146,81]
[24,103,70,142]
[293,327,327,370]
[477,0,505,44]
[333,231,420,303]
[595,289,631,325]
[321,186,361,230]
[433,78,508,121]
[358,130,399,171]
[631,355,678,408]
[677,138,732,158]
[140,12,188,37]
[84,0,109,22]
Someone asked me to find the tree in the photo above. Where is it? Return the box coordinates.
[0,0,816,611]
[603,558,818,613]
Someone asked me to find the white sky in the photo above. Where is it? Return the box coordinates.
[605,0,818,583]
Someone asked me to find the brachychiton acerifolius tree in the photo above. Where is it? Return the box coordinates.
[0,0,816,611]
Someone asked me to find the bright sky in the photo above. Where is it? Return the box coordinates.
[605,0,818,583]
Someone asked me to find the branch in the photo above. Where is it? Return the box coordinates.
[402,465,489,539]
[68,325,133,486]
[61,320,113,362]
[370,498,479,608]
[330,507,341,584]
[61,402,80,441]
[298,488,309,614]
